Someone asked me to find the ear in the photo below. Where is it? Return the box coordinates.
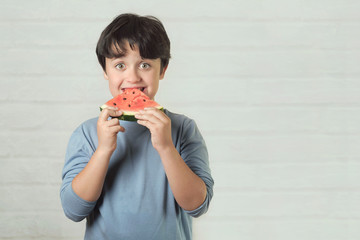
[159,65,168,80]
[103,71,109,80]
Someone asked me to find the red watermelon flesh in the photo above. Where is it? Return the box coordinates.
[100,88,163,121]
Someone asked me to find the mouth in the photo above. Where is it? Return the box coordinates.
[121,87,146,92]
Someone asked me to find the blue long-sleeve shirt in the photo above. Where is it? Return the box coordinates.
[60,109,214,240]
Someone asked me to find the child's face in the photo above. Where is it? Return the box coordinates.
[103,42,166,100]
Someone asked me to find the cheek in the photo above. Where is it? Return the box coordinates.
[148,79,160,99]
[107,72,121,85]
[107,76,123,95]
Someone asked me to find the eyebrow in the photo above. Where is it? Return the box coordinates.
[110,51,126,59]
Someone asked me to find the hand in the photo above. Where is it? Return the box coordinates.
[97,107,125,153]
[135,108,173,152]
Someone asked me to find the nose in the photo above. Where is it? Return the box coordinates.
[126,67,141,83]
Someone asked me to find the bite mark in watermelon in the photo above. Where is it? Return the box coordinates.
[100,88,163,121]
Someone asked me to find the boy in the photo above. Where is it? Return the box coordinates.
[60,13,214,240]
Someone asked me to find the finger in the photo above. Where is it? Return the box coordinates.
[99,107,116,121]
[135,112,162,124]
[137,119,153,129]
[110,110,123,118]
[99,108,122,122]
[110,125,125,133]
[142,108,169,122]
[106,118,121,127]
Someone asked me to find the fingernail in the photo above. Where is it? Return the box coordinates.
[139,110,145,113]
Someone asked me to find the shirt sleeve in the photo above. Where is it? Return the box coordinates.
[180,118,214,218]
[60,123,97,222]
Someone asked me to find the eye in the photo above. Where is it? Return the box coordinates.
[139,62,150,69]
[115,63,126,70]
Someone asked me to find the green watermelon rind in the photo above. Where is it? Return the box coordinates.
[99,105,164,122]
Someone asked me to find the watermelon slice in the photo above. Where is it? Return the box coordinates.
[100,88,163,121]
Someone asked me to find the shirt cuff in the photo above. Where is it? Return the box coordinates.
[61,184,97,222]
[184,194,209,218]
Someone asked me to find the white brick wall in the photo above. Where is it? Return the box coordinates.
[1,0,359,239]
